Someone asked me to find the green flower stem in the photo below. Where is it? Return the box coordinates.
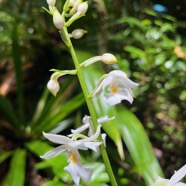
[60,26,118,186]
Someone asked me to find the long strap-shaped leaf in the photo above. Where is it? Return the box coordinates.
[116,106,163,184]
[7,149,26,186]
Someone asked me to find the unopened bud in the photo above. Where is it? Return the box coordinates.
[101,53,117,64]
[69,0,76,7]
[71,29,87,39]
[77,2,88,15]
[47,0,56,6]
[47,79,60,96]
[53,9,64,29]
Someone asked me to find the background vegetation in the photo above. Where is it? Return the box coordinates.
[0,0,185,185]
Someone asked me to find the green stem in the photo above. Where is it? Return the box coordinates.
[61,26,118,186]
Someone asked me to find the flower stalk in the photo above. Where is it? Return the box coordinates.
[61,23,118,186]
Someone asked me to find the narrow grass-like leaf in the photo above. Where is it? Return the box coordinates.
[0,151,12,164]
[12,20,25,126]
[0,96,19,128]
[32,93,85,134]
[116,106,163,184]
[7,149,26,186]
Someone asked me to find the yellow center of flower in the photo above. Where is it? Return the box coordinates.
[70,154,77,164]
[111,85,118,93]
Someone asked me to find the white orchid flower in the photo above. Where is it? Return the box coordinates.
[92,70,139,105]
[41,125,102,185]
[40,125,102,159]
[151,164,186,186]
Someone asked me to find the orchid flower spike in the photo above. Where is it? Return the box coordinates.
[151,164,186,186]
[92,70,139,105]
[80,53,117,67]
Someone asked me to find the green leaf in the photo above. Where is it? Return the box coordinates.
[7,149,26,186]
[32,93,85,134]
[43,180,66,186]
[116,106,163,185]
[26,140,69,181]
[0,151,12,164]
[0,96,19,128]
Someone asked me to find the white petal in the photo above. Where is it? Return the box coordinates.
[64,161,92,185]
[101,75,114,89]
[155,177,169,183]
[170,165,186,184]
[174,183,186,186]
[83,141,102,152]
[104,93,122,105]
[82,115,91,124]
[109,70,128,78]
[78,125,101,143]
[119,77,139,88]
[101,133,107,147]
[71,123,89,134]
[65,162,80,185]
[117,88,134,103]
[77,163,92,182]
[40,145,65,159]
[92,75,112,97]
[97,116,115,123]
[43,132,72,144]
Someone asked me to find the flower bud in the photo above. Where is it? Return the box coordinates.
[71,29,87,39]
[101,53,117,64]
[47,79,60,96]
[77,2,88,15]
[69,0,76,7]
[47,0,56,6]
[53,9,64,30]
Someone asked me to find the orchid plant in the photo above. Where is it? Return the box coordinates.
[40,0,186,186]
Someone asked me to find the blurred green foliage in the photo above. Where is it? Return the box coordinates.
[0,0,185,186]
